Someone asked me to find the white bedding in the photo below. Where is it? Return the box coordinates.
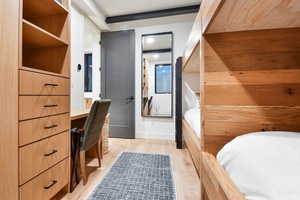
[182,82,199,114]
[217,131,300,200]
[184,108,200,137]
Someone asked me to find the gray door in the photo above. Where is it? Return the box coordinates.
[101,30,135,139]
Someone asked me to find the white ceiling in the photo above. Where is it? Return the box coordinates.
[94,0,201,16]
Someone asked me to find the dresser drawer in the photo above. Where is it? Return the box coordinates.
[19,96,69,120]
[19,132,69,185]
[20,158,69,200]
[20,70,69,95]
[19,113,70,146]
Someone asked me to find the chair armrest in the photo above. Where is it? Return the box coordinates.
[71,128,84,135]
[202,152,245,200]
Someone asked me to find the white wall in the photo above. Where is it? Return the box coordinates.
[83,18,101,100]
[70,6,85,115]
[71,6,101,115]
[110,14,195,140]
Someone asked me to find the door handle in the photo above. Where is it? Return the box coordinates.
[126,96,135,101]
[126,96,135,104]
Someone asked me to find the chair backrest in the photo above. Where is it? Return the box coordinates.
[81,99,111,151]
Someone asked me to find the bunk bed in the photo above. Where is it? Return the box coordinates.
[181,11,202,175]
[193,0,300,200]
[182,0,300,199]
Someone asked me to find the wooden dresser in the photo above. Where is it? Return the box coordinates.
[0,0,71,199]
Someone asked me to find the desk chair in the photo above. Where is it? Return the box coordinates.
[72,100,111,185]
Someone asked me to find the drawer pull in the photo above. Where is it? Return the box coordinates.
[43,180,58,190]
[44,149,58,157]
[44,104,58,108]
[44,124,58,129]
[44,83,59,87]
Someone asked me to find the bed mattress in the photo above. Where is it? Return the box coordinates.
[184,108,200,137]
[217,131,300,200]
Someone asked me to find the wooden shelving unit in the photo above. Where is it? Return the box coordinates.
[17,0,71,199]
[23,0,69,40]
[23,0,68,18]
[20,66,69,78]
[23,19,68,48]
[203,0,300,34]
[22,0,70,77]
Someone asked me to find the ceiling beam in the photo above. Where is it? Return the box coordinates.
[106,5,200,24]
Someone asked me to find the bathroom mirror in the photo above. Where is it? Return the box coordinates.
[141,32,173,118]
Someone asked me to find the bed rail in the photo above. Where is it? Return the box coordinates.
[202,152,245,200]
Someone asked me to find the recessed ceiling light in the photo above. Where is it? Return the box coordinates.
[146,37,155,44]
[153,54,159,59]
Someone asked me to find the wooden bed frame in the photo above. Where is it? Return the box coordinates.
[201,152,245,200]
[182,119,201,176]
[181,10,202,177]
[181,0,300,199]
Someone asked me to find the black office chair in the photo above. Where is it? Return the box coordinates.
[71,99,111,186]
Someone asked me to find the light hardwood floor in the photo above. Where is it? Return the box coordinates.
[62,138,200,200]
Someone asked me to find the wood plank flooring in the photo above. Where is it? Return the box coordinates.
[61,138,200,200]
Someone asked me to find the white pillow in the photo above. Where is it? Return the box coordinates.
[217,131,300,200]
[182,82,199,113]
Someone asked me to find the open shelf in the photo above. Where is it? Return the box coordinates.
[23,0,69,39]
[23,0,68,18]
[20,66,70,78]
[22,0,70,78]
[23,19,68,48]
[22,45,69,76]
[22,20,69,76]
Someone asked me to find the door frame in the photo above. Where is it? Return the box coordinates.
[101,30,136,139]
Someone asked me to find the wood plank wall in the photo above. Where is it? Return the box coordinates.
[206,0,300,34]
[202,28,300,155]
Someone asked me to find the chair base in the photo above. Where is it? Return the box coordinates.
[79,140,103,185]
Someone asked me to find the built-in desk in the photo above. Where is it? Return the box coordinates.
[71,112,89,121]
[70,110,89,133]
